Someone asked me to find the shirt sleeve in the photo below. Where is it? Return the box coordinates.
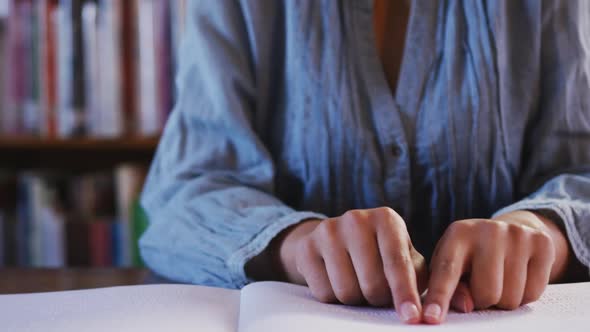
[138,1,326,289]
[493,0,590,275]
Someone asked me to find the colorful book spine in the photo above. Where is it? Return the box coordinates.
[131,199,148,267]
[89,219,112,267]
[0,175,18,266]
[111,220,124,266]
[81,0,100,135]
[0,16,8,134]
[92,0,123,137]
[136,0,158,136]
[16,175,32,266]
[115,164,146,266]
[66,218,90,266]
[121,0,137,135]
[5,1,29,135]
[3,167,148,267]
[38,0,59,138]
[39,203,65,267]
[0,1,9,18]
[24,0,41,135]
[2,0,177,138]
[57,0,86,138]
[56,0,74,137]
[154,0,173,126]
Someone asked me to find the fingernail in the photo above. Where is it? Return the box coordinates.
[424,303,442,320]
[399,302,420,323]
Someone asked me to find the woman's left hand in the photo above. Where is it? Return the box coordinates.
[422,210,569,324]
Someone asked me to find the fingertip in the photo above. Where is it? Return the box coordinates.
[422,303,443,324]
[398,301,421,324]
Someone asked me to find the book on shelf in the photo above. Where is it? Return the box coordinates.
[39,0,59,137]
[0,17,8,136]
[0,1,9,19]
[0,0,186,139]
[0,164,148,268]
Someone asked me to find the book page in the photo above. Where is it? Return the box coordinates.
[0,284,240,332]
[238,281,590,332]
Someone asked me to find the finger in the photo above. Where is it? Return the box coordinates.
[469,244,504,310]
[522,257,550,304]
[297,239,337,303]
[322,242,364,305]
[450,282,474,313]
[497,252,528,310]
[347,229,391,307]
[377,223,422,324]
[410,248,429,295]
[423,241,469,324]
[522,236,553,305]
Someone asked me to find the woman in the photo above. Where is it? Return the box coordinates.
[139,0,590,325]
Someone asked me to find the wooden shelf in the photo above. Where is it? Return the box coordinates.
[0,136,159,150]
[0,137,160,170]
[0,268,150,294]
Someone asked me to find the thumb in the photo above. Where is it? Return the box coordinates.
[412,249,429,295]
[450,282,474,313]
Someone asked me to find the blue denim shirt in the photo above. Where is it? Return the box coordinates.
[139,0,590,288]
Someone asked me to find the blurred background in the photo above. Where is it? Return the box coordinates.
[0,0,186,289]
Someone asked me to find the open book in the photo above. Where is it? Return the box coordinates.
[2,281,589,331]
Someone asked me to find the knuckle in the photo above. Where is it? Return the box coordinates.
[522,287,545,305]
[361,279,388,303]
[388,251,411,268]
[313,288,337,303]
[346,213,367,232]
[334,286,362,305]
[479,219,506,237]
[507,223,529,239]
[532,232,555,260]
[317,220,339,244]
[446,221,468,237]
[343,209,364,221]
[497,297,521,310]
[376,206,399,219]
[365,295,391,307]
[376,207,405,227]
[474,289,501,309]
[412,250,427,269]
[531,230,553,247]
[434,257,457,276]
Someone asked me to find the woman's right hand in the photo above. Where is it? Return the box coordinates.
[274,207,428,324]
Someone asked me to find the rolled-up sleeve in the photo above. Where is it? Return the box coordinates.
[139,1,326,289]
[493,0,590,275]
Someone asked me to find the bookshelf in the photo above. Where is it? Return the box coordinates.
[0,0,186,269]
[0,137,159,170]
